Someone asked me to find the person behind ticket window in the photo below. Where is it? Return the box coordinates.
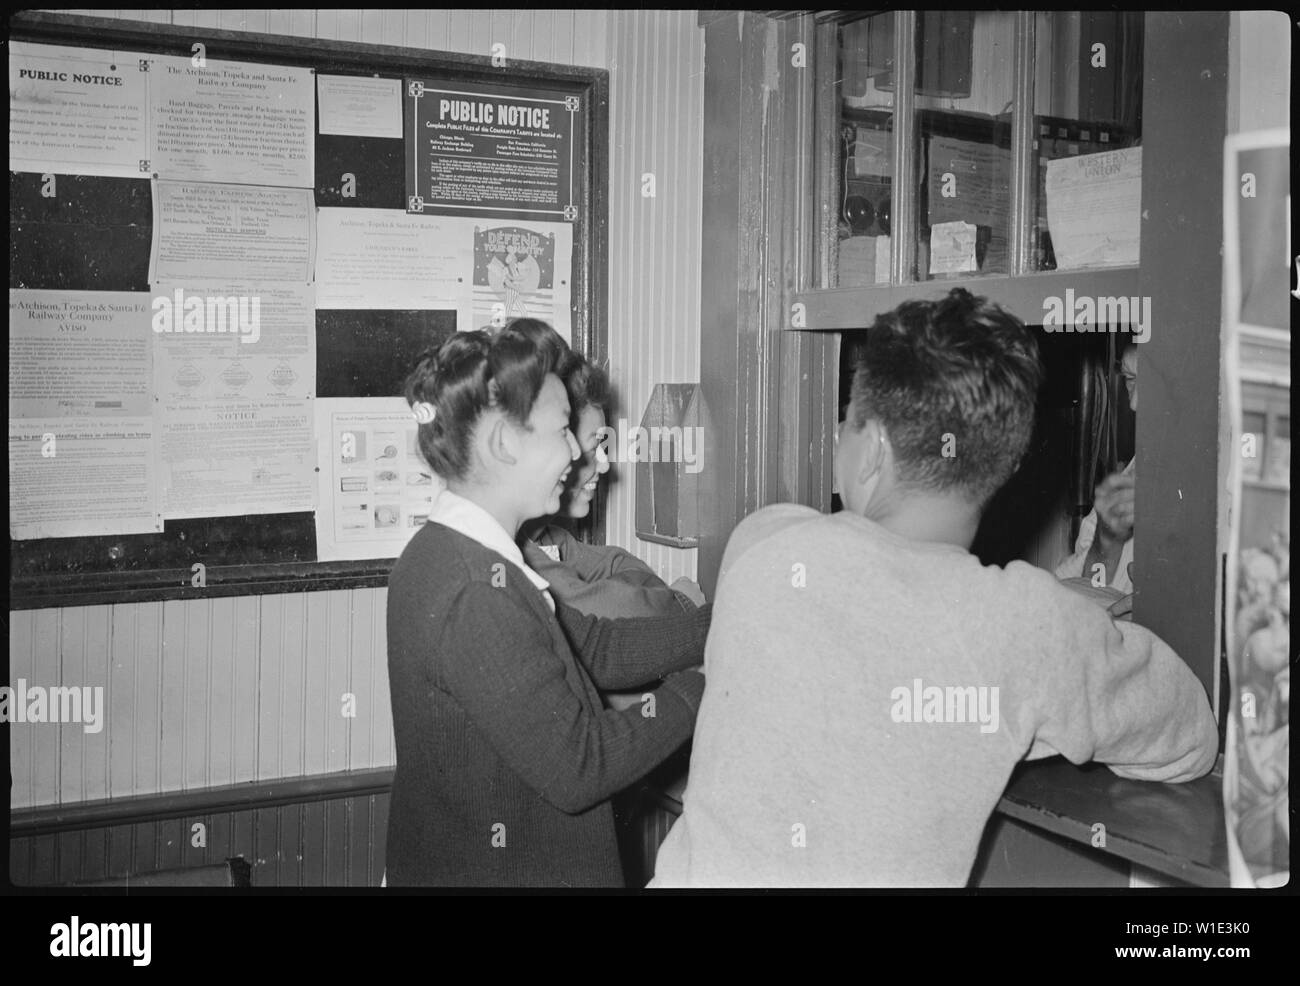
[649,288,1217,888]
[1055,342,1138,593]
[520,346,706,620]
[384,320,708,887]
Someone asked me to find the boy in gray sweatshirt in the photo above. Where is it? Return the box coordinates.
[650,288,1218,887]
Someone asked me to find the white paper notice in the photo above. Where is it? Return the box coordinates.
[929,221,978,275]
[9,289,153,419]
[9,42,150,178]
[150,180,314,284]
[152,283,316,404]
[8,289,162,537]
[317,75,402,138]
[314,211,574,341]
[9,418,161,539]
[315,208,467,315]
[158,399,314,519]
[1045,147,1142,270]
[314,398,440,562]
[149,54,313,187]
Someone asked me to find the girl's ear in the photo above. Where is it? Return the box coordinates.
[481,413,518,468]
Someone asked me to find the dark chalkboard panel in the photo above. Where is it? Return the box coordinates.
[9,173,152,292]
[8,11,609,609]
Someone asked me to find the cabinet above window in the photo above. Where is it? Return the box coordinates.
[807,10,1146,328]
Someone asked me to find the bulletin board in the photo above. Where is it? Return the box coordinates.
[8,11,609,609]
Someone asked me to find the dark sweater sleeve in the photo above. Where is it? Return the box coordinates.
[553,598,712,689]
[437,582,703,814]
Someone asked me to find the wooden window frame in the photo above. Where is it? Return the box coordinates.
[699,11,1230,701]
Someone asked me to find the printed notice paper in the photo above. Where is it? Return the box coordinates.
[929,221,978,275]
[149,55,313,187]
[314,211,574,342]
[151,283,316,404]
[314,398,440,562]
[314,208,467,314]
[9,290,153,419]
[9,289,161,538]
[158,399,314,520]
[150,180,314,284]
[1045,147,1142,270]
[405,77,579,221]
[9,418,161,539]
[9,41,150,178]
[152,281,317,519]
[317,75,402,138]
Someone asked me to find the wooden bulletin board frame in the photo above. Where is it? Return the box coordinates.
[8,11,609,610]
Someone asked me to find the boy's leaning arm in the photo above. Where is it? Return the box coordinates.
[1006,562,1219,783]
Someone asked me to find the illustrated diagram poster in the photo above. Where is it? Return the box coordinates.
[313,397,441,562]
[404,78,581,222]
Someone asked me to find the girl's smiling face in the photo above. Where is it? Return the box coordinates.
[562,404,610,519]
[513,374,581,521]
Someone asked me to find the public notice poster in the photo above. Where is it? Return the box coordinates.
[404,78,581,223]
[9,41,150,179]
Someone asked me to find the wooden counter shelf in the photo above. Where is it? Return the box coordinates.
[641,755,1229,888]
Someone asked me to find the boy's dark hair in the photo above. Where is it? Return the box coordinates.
[556,350,612,429]
[404,318,569,480]
[848,287,1043,506]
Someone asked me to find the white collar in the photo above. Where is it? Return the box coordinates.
[428,489,553,605]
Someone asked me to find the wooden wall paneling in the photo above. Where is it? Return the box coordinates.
[29,833,57,885]
[325,796,350,886]
[359,8,405,47]
[107,604,136,799]
[55,608,86,804]
[606,11,705,587]
[9,610,36,808]
[131,818,156,874]
[253,804,279,887]
[346,797,370,887]
[256,596,284,780]
[315,8,363,42]
[107,822,133,879]
[370,792,390,886]
[346,588,382,768]
[31,609,61,806]
[207,596,237,788]
[9,838,29,886]
[232,596,260,784]
[158,599,188,793]
[157,814,184,869]
[132,602,164,797]
[80,829,109,882]
[232,809,255,882]
[301,800,326,886]
[81,605,111,802]
[182,597,213,790]
[323,591,354,773]
[56,829,81,884]
[277,592,309,779]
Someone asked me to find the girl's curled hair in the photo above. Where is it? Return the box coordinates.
[404,318,569,480]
